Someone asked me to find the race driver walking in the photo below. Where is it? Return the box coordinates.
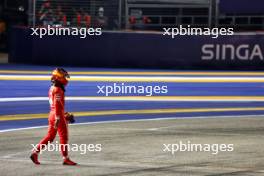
[30,68,77,165]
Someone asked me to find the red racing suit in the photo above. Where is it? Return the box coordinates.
[35,86,68,157]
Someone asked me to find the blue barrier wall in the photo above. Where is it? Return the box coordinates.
[219,0,264,14]
[9,27,264,70]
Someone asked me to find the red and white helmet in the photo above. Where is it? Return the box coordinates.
[51,68,70,86]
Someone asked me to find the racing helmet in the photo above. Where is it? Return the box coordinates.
[51,68,70,86]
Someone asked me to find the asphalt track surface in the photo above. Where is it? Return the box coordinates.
[1,117,264,176]
[0,64,264,175]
